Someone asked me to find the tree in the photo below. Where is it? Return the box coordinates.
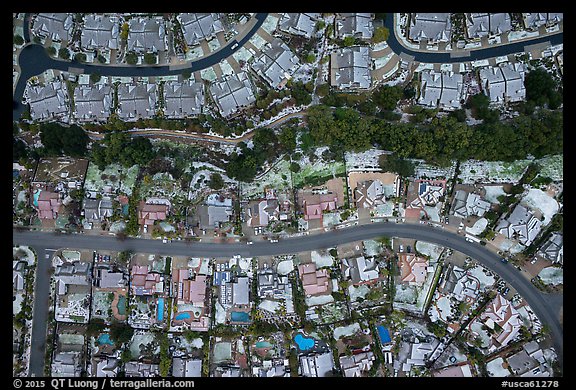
[143,52,157,65]
[46,46,57,56]
[182,69,192,80]
[379,153,415,177]
[208,172,225,190]
[13,35,24,45]
[125,52,138,65]
[90,73,101,84]
[316,83,330,97]
[109,321,134,344]
[75,52,87,62]
[58,47,70,60]
[120,22,129,42]
[290,162,301,172]
[524,68,562,108]
[278,127,297,152]
[86,318,106,337]
[305,53,316,63]
[342,36,355,47]
[372,85,403,110]
[371,26,390,43]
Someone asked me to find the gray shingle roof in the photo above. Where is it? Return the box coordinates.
[336,13,373,39]
[409,13,451,43]
[209,72,256,117]
[252,38,300,89]
[128,17,166,52]
[81,14,120,51]
[524,13,563,29]
[74,84,113,122]
[117,83,158,120]
[163,80,204,118]
[33,13,73,41]
[330,45,371,90]
[26,80,69,121]
[278,13,320,38]
[177,13,224,46]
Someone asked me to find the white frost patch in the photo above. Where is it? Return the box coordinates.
[495,237,515,252]
[306,294,334,307]
[424,205,441,222]
[13,246,35,265]
[459,159,530,184]
[509,242,526,255]
[333,323,361,340]
[259,299,281,313]
[188,258,201,268]
[129,333,155,358]
[348,284,369,302]
[311,251,334,268]
[415,241,443,261]
[429,294,451,323]
[538,267,563,286]
[483,185,507,204]
[199,259,210,275]
[215,301,226,324]
[467,265,496,290]
[363,240,383,257]
[237,339,245,354]
[277,259,294,275]
[13,294,24,315]
[521,189,560,225]
[466,218,488,236]
[537,154,563,181]
[486,357,511,377]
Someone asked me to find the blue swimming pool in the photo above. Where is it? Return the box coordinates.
[377,325,391,344]
[294,333,314,351]
[175,312,190,321]
[255,341,272,348]
[230,311,250,322]
[33,189,41,207]
[98,333,114,346]
[157,298,164,321]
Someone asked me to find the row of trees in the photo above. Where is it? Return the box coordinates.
[39,122,89,157]
[91,132,155,170]
[305,104,563,166]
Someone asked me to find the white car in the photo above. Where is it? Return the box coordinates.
[162,238,168,244]
[247,241,254,245]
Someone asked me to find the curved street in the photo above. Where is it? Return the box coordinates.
[383,13,563,63]
[13,223,562,376]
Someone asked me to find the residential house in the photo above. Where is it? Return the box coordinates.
[252,38,300,89]
[451,190,491,218]
[32,13,73,42]
[432,363,473,377]
[31,157,88,192]
[173,269,207,306]
[246,199,279,228]
[253,359,290,377]
[470,293,522,352]
[409,13,451,44]
[418,70,463,110]
[440,264,480,304]
[232,276,250,306]
[298,262,330,296]
[51,352,82,377]
[83,197,114,223]
[117,83,158,121]
[465,13,512,39]
[524,13,563,30]
[406,339,439,367]
[172,357,202,377]
[55,261,91,295]
[257,265,291,299]
[507,349,539,376]
[278,13,320,38]
[95,268,126,289]
[341,256,379,285]
[209,72,256,117]
[348,171,399,209]
[127,17,166,53]
[138,200,169,227]
[177,13,224,47]
[408,179,446,213]
[34,189,61,219]
[537,232,563,264]
[54,261,92,324]
[13,261,26,292]
[163,80,204,118]
[94,357,120,377]
[80,14,120,52]
[496,204,542,246]
[335,13,374,40]
[124,361,159,377]
[73,84,113,122]
[398,253,429,286]
[479,62,526,104]
[299,352,335,377]
[340,351,375,377]
[299,192,338,221]
[130,265,162,296]
[25,80,69,122]
[330,46,371,90]
[198,193,233,229]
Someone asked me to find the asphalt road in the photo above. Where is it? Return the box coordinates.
[13,223,562,375]
[384,13,563,64]
[12,13,269,121]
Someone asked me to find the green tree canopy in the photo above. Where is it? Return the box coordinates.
[371,26,390,43]
[208,172,225,190]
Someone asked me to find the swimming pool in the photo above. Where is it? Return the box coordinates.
[294,333,314,351]
[116,295,126,316]
[33,189,41,207]
[230,311,250,322]
[175,312,190,321]
[255,341,272,349]
[377,325,391,344]
[157,298,164,321]
[98,333,114,346]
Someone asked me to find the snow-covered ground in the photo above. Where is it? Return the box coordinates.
[311,251,334,268]
[537,154,563,181]
[13,294,24,315]
[348,284,370,302]
[276,259,294,275]
[13,246,35,265]
[259,299,281,313]
[412,159,456,179]
[459,159,531,184]
[467,265,497,290]
[333,323,361,340]
[521,189,560,225]
[306,294,334,307]
[483,185,507,203]
[129,333,158,357]
[415,241,444,261]
[363,240,383,257]
[486,357,511,377]
[428,294,451,323]
[215,301,226,324]
[345,149,388,171]
[424,205,441,223]
[538,267,563,285]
